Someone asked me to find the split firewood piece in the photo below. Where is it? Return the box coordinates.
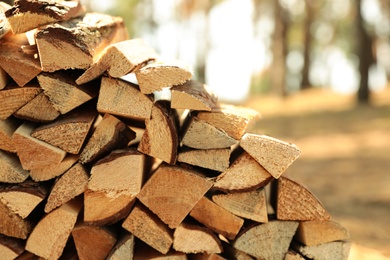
[221,241,254,260]
[25,198,82,259]
[0,33,42,87]
[0,82,42,120]
[72,224,117,260]
[76,38,158,85]
[122,203,173,255]
[107,231,134,260]
[12,122,67,170]
[294,220,350,246]
[196,104,260,140]
[292,240,351,260]
[0,3,11,40]
[0,150,29,183]
[13,92,60,123]
[37,71,98,115]
[35,12,128,72]
[240,134,301,179]
[0,67,8,90]
[276,176,331,221]
[31,103,97,154]
[137,163,213,229]
[133,240,187,260]
[5,0,85,34]
[212,188,268,223]
[0,200,32,239]
[284,250,305,260]
[181,117,237,149]
[177,147,230,172]
[0,234,25,260]
[192,253,227,260]
[171,80,218,111]
[29,154,78,182]
[0,117,20,153]
[97,76,154,121]
[173,221,222,254]
[213,151,273,192]
[44,163,88,213]
[79,113,136,164]
[233,220,299,260]
[138,100,179,164]
[0,180,47,219]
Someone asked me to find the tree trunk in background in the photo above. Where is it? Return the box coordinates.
[301,0,314,90]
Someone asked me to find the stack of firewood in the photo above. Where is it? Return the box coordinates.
[0,1,351,259]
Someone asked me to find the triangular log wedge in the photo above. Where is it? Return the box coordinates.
[177,147,230,172]
[0,181,47,219]
[25,199,82,260]
[0,200,32,239]
[0,150,29,183]
[292,240,351,260]
[173,221,222,254]
[137,163,213,229]
[138,100,179,165]
[135,61,193,94]
[97,76,154,121]
[276,176,331,221]
[35,13,128,72]
[0,117,20,153]
[44,163,88,213]
[240,134,301,179]
[0,33,42,86]
[76,39,158,85]
[79,113,136,164]
[189,196,244,240]
[212,188,268,223]
[122,203,173,255]
[12,122,67,170]
[0,234,25,260]
[221,241,254,260]
[233,220,299,260]
[107,232,135,260]
[5,0,85,34]
[29,154,78,182]
[31,104,97,154]
[171,80,219,111]
[214,151,273,192]
[72,224,117,260]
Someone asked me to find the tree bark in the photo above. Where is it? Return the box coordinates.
[301,0,314,90]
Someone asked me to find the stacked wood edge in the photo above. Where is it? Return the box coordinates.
[0,1,350,260]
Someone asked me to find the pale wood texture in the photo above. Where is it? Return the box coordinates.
[212,188,268,223]
[173,221,222,254]
[171,80,218,111]
[0,66,9,90]
[122,203,173,254]
[97,76,154,121]
[177,147,230,172]
[138,100,179,164]
[292,240,351,260]
[107,232,135,260]
[12,122,67,170]
[137,163,213,229]
[240,134,301,179]
[0,200,32,239]
[284,250,306,260]
[221,241,254,260]
[0,150,30,183]
[0,117,20,152]
[0,234,25,260]
[25,199,82,259]
[233,221,299,260]
[44,163,88,213]
[35,12,128,72]
[29,154,78,182]
[276,176,331,221]
[76,38,158,85]
[72,224,117,260]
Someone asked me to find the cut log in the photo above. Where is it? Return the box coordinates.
[122,203,173,254]
[0,33,42,86]
[31,103,97,154]
[138,100,179,165]
[5,0,85,34]
[44,163,88,213]
[0,117,20,153]
[221,241,254,260]
[97,76,154,121]
[276,176,331,221]
[35,12,128,72]
[72,224,117,260]
[212,188,268,223]
[292,240,351,260]
[37,71,98,115]
[177,147,230,172]
[233,220,299,260]
[196,104,260,140]
[76,38,158,85]
[189,196,244,240]
[133,240,187,260]
[0,3,11,40]
[171,80,218,111]
[79,113,136,164]
[0,200,32,239]
[0,150,29,183]
[137,163,213,229]
[213,151,273,192]
[173,221,222,254]
[29,154,78,182]
[0,234,25,260]
[284,250,305,260]
[240,134,301,179]
[12,122,67,170]
[107,231,135,260]
[0,66,9,90]
[0,180,47,219]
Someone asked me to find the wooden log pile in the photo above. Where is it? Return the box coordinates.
[0,1,351,259]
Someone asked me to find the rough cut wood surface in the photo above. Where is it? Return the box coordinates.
[29,154,78,182]
[292,240,351,260]
[0,117,20,153]
[0,234,25,260]
[0,150,29,184]
[0,66,8,90]
[177,147,230,172]
[106,232,135,260]
[0,200,32,239]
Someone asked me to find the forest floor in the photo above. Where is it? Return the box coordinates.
[244,87,390,259]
